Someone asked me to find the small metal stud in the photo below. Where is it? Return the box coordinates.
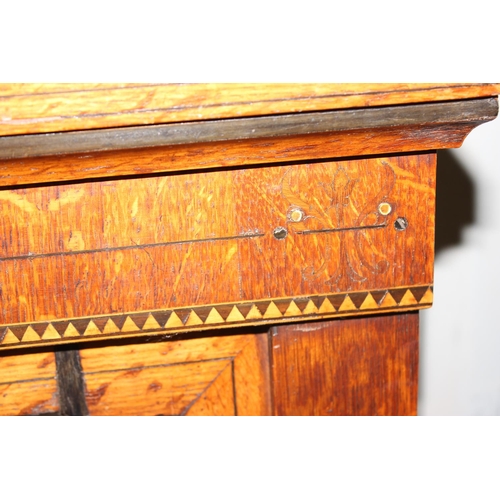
[287,207,305,222]
[378,202,392,216]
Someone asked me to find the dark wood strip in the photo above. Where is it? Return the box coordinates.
[55,350,89,416]
[0,98,496,160]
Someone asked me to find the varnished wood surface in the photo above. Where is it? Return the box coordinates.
[0,350,59,415]
[271,313,419,415]
[0,98,496,188]
[0,154,435,349]
[1,97,497,161]
[0,286,433,351]
[1,83,499,137]
[79,333,271,416]
[0,331,272,415]
[0,84,497,415]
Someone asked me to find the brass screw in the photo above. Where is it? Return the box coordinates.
[288,207,305,222]
[378,202,392,216]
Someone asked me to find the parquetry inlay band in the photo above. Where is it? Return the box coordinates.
[0,286,433,348]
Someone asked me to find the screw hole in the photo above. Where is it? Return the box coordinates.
[273,227,288,240]
[394,217,408,231]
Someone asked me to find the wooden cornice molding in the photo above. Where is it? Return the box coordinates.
[0,97,497,161]
[1,83,499,136]
[0,97,497,187]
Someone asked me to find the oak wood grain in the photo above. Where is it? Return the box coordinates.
[1,83,499,137]
[80,333,271,416]
[0,155,435,333]
[184,362,236,416]
[271,313,419,416]
[1,97,496,161]
[0,350,59,415]
[0,100,495,187]
[84,358,232,416]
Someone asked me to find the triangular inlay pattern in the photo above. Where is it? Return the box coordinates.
[92,318,111,333]
[22,327,41,342]
[174,310,191,325]
[371,290,388,305]
[294,297,311,312]
[129,313,151,330]
[359,293,379,310]
[255,301,272,316]
[329,294,347,311]
[193,307,215,322]
[111,316,128,330]
[53,322,71,336]
[273,299,293,315]
[318,297,336,314]
[389,288,407,304]
[71,319,91,336]
[0,285,434,348]
[236,304,253,318]
[348,292,369,309]
[9,326,28,341]
[214,305,234,321]
[284,301,302,317]
[410,286,430,303]
[152,311,172,328]
[338,295,357,312]
[31,323,49,337]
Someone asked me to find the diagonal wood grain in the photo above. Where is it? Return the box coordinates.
[84,359,232,416]
[184,362,235,416]
[79,333,271,416]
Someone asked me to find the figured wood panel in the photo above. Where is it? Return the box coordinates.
[271,313,419,416]
[84,359,233,416]
[184,363,235,416]
[0,351,59,415]
[80,333,271,416]
[1,83,499,136]
[0,154,435,349]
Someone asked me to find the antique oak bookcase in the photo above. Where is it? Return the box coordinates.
[0,84,498,416]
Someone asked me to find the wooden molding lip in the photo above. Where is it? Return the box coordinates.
[1,83,499,137]
[0,285,433,351]
[0,97,497,161]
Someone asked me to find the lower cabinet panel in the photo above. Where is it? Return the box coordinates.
[0,350,59,415]
[79,332,272,416]
[0,314,418,416]
[271,313,419,416]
